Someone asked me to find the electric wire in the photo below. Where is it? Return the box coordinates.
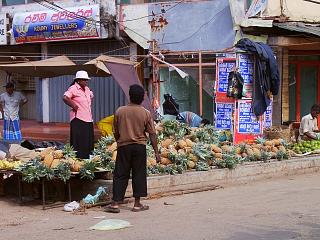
[31,0,151,41]
[118,0,185,22]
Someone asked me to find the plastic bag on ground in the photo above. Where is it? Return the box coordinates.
[89,219,132,231]
[63,201,80,212]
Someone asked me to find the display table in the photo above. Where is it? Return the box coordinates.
[0,170,110,210]
[0,170,73,210]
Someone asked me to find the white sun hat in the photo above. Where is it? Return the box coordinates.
[74,70,91,80]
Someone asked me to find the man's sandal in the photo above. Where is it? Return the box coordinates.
[131,205,149,212]
[104,205,120,213]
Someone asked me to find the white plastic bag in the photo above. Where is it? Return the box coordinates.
[63,201,80,212]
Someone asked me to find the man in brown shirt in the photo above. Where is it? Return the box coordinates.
[106,84,160,213]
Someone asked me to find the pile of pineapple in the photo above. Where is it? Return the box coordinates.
[40,144,83,172]
[145,121,292,175]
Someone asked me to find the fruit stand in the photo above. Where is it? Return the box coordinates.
[0,119,316,209]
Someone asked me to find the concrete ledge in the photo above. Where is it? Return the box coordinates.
[80,156,320,199]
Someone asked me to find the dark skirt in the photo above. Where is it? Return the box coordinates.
[70,118,94,159]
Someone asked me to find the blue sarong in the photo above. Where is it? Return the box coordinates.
[3,119,22,143]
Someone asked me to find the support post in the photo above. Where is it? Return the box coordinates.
[199,51,203,116]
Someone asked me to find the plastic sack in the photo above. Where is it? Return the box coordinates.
[97,115,114,136]
[83,186,107,205]
[63,201,80,212]
[89,219,132,231]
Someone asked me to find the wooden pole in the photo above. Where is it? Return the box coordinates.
[199,51,203,116]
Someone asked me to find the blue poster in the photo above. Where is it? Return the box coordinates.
[238,54,254,98]
[215,102,233,129]
[264,101,273,129]
[217,60,236,93]
[12,5,100,44]
[238,101,261,134]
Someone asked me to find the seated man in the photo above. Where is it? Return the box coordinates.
[177,111,210,127]
[299,104,320,141]
[0,141,39,161]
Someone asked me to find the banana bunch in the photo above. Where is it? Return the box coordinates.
[0,160,22,170]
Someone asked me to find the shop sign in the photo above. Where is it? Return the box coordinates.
[238,53,254,98]
[12,5,100,44]
[237,100,261,134]
[215,102,234,130]
[0,13,7,45]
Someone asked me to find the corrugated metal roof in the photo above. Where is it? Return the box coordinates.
[273,22,320,37]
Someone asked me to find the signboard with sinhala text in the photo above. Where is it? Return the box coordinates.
[12,5,100,44]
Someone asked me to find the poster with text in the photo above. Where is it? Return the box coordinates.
[263,99,273,129]
[234,100,262,144]
[215,102,234,130]
[215,57,236,102]
[237,53,254,98]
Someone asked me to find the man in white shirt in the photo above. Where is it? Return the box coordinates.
[299,104,320,141]
[0,82,27,143]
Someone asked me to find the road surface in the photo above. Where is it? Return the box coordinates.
[1,173,320,240]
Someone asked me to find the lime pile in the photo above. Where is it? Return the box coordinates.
[291,140,320,154]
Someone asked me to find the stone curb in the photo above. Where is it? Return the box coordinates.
[81,156,320,198]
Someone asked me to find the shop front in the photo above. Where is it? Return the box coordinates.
[288,52,320,122]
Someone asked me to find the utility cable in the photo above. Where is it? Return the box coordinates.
[118,0,185,23]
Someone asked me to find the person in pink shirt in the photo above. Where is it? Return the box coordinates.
[63,70,94,159]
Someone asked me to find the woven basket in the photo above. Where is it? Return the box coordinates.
[264,127,292,143]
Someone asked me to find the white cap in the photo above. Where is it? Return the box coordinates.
[74,70,90,80]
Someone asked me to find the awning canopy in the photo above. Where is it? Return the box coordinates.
[0,55,77,78]
[0,55,135,78]
[273,22,320,37]
[82,55,134,77]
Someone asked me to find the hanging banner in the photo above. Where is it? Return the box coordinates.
[12,5,100,44]
[215,57,236,102]
[0,13,7,45]
[237,53,254,98]
[234,100,262,144]
[263,99,273,129]
[215,102,234,130]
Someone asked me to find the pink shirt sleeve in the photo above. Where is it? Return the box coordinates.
[64,86,75,98]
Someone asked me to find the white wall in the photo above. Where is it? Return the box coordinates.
[265,0,320,22]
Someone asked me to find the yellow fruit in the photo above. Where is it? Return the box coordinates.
[187,160,196,169]
[221,145,232,153]
[50,159,61,168]
[178,149,185,154]
[211,144,222,153]
[53,150,64,159]
[112,151,117,161]
[161,138,173,148]
[189,153,199,162]
[178,140,187,149]
[160,157,172,165]
[184,147,192,153]
[43,153,54,167]
[147,158,157,167]
[40,147,55,160]
[185,139,194,147]
[71,160,84,172]
[107,142,117,152]
[160,149,169,158]
[92,155,101,162]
